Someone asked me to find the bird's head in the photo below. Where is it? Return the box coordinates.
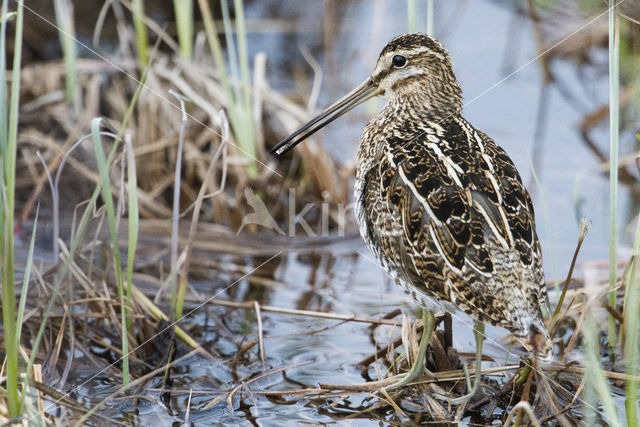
[271,33,462,156]
[370,33,462,112]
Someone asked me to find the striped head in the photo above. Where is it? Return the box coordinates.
[371,33,463,117]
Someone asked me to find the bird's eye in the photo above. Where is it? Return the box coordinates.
[392,55,407,68]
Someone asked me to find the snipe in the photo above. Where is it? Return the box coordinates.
[272,33,553,401]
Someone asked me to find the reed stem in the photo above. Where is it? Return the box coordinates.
[607,0,620,349]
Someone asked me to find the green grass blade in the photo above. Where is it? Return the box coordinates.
[132,0,149,65]
[197,0,239,138]
[0,3,9,150]
[53,0,77,104]
[125,136,138,333]
[221,0,257,177]
[7,0,21,194]
[624,214,640,425]
[219,0,243,126]
[220,0,239,89]
[173,0,193,58]
[15,204,38,348]
[90,118,129,386]
[197,0,229,89]
[234,0,256,177]
[624,260,639,425]
[607,0,620,349]
[169,92,187,319]
[197,0,256,177]
[17,204,38,411]
[0,0,23,417]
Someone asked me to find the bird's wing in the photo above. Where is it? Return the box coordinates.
[364,115,545,306]
[473,129,546,298]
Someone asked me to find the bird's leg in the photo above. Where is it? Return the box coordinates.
[384,309,435,391]
[435,319,485,404]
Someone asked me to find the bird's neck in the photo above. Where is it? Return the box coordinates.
[383,94,462,123]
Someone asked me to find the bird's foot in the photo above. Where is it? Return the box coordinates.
[381,310,436,393]
[383,366,436,392]
[433,363,485,405]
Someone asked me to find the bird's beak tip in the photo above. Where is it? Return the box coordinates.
[270,77,378,158]
[270,142,290,157]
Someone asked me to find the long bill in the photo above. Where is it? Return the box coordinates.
[271,78,380,156]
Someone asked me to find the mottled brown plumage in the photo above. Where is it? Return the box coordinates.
[353,35,551,357]
[272,33,553,393]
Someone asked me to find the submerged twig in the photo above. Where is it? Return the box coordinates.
[252,301,266,370]
[204,298,404,326]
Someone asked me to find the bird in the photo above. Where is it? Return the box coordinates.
[271,33,553,401]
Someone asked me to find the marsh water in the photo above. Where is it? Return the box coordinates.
[16,0,637,424]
